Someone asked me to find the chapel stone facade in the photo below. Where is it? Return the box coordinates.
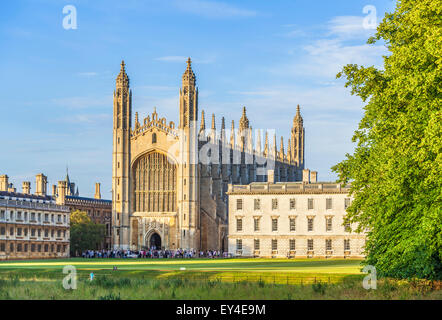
[112,58,306,251]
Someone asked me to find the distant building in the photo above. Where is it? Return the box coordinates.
[227,170,366,258]
[0,174,70,260]
[55,175,112,250]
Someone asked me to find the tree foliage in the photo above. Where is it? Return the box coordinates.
[70,210,105,256]
[333,0,442,280]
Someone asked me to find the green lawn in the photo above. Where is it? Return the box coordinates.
[0,258,363,284]
[0,257,364,273]
[0,258,439,299]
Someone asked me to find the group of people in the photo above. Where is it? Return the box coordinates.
[80,248,229,259]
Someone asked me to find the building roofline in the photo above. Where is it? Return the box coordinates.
[0,190,54,201]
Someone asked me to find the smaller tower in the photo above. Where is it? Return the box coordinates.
[239,107,249,151]
[220,117,226,144]
[291,105,305,170]
[0,175,9,192]
[279,136,285,161]
[134,112,140,129]
[200,110,206,132]
[210,113,216,141]
[272,134,277,159]
[256,129,262,155]
[287,138,292,163]
[230,120,235,149]
[56,181,67,205]
[22,181,31,195]
[94,183,101,199]
[35,173,47,196]
[263,131,269,157]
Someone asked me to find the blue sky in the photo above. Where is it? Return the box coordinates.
[0,0,395,198]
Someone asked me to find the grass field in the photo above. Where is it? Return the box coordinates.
[0,258,440,300]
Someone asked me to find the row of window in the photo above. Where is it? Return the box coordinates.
[0,226,67,239]
[0,196,51,204]
[236,239,351,251]
[0,242,68,253]
[236,198,351,211]
[236,217,351,232]
[0,210,67,224]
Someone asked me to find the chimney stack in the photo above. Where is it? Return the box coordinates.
[22,181,31,194]
[302,169,310,184]
[267,170,275,184]
[52,185,57,197]
[310,171,317,183]
[7,183,16,193]
[35,173,48,196]
[94,182,101,199]
[0,175,9,192]
[56,181,67,205]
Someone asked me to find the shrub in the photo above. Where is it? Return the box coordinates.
[312,282,328,295]
[98,292,121,300]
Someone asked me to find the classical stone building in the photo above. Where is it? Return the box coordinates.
[0,174,70,260]
[227,170,366,258]
[55,175,112,250]
[112,59,306,251]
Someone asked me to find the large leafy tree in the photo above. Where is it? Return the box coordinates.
[70,210,105,256]
[333,0,441,279]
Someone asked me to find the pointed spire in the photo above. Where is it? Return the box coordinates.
[182,57,196,85]
[230,120,235,148]
[256,129,262,154]
[273,134,277,159]
[65,166,70,185]
[135,112,140,129]
[116,59,129,86]
[287,138,292,162]
[247,126,253,153]
[293,104,303,125]
[264,131,269,157]
[220,117,226,144]
[211,113,216,130]
[239,106,249,132]
[280,136,285,160]
[200,110,206,131]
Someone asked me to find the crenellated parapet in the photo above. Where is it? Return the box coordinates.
[131,108,179,139]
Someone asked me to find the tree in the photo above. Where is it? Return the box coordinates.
[333,0,441,280]
[70,210,105,256]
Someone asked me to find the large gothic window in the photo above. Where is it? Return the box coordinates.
[133,152,177,212]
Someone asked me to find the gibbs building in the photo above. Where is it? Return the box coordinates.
[112,58,306,251]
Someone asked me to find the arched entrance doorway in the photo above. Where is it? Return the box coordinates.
[149,233,161,249]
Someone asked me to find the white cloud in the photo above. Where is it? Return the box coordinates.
[298,39,387,78]
[278,24,308,38]
[270,14,387,80]
[327,16,375,39]
[173,0,257,18]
